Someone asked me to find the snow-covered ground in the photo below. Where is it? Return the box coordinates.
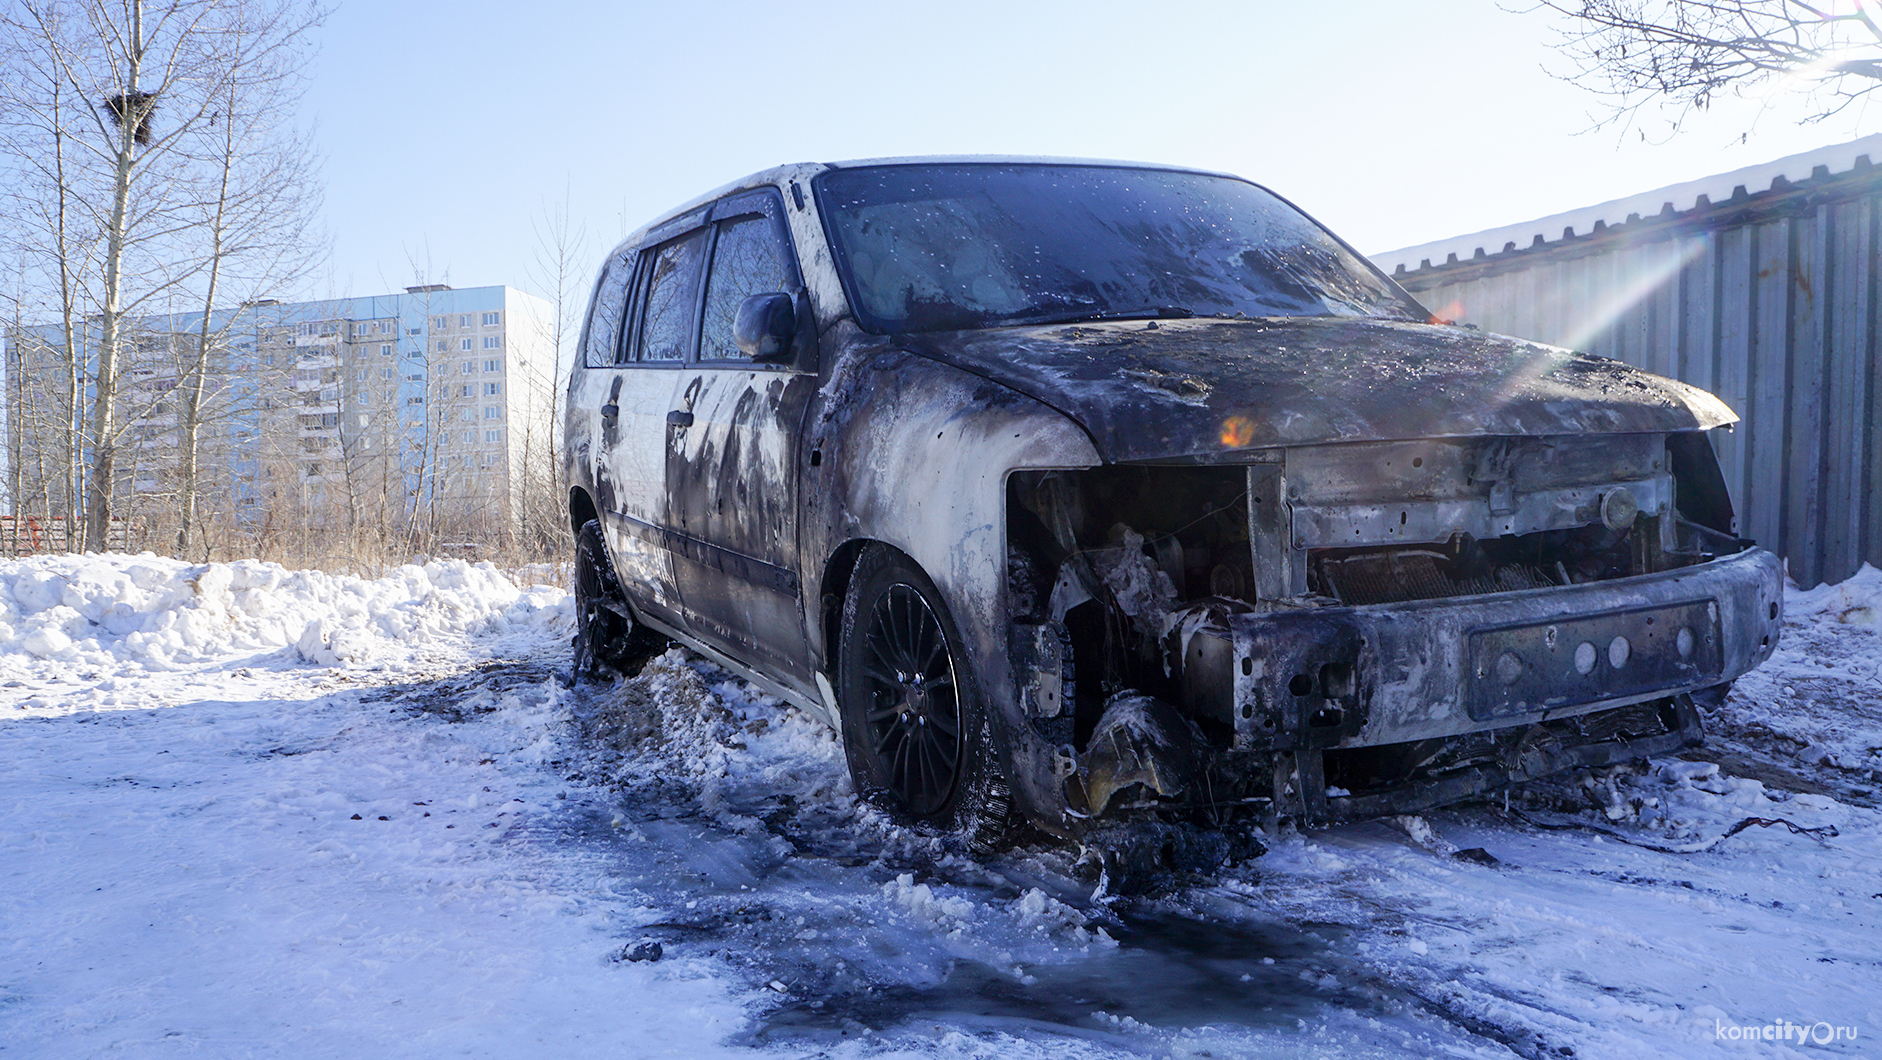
[2,552,1879,1058]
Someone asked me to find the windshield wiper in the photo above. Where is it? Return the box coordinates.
[1006,304,1199,327]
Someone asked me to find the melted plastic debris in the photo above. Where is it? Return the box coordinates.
[1090,526,1179,643]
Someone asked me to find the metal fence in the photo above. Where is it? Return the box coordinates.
[1383,163,1882,589]
[0,516,139,557]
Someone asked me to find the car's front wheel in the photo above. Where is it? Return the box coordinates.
[572,519,667,681]
[837,546,1014,850]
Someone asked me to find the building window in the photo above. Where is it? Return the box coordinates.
[462,361,474,374]
[380,344,392,357]
[483,359,500,373]
[462,430,475,444]
[483,406,499,420]
[482,312,499,326]
[432,316,447,329]
[484,429,501,443]
[482,335,501,349]
[460,338,472,351]
[459,314,472,327]
[436,340,448,352]
[460,385,472,397]
[381,368,394,380]
[408,396,424,405]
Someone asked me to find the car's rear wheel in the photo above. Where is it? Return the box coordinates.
[572,519,668,681]
[838,546,1014,850]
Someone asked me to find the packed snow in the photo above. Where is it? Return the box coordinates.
[2,552,1879,1057]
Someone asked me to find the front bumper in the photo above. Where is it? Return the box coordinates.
[1179,547,1783,754]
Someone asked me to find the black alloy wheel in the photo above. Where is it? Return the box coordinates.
[572,519,666,681]
[838,547,1013,848]
[859,581,964,816]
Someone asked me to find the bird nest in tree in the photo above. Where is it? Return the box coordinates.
[103,90,158,145]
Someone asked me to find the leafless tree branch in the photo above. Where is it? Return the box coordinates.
[1528,0,1882,136]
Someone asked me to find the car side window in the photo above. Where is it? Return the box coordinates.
[634,230,708,363]
[581,253,634,368]
[699,213,797,363]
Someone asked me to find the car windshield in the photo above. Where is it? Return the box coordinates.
[813,163,1422,334]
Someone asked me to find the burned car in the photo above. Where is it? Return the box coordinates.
[564,158,1781,848]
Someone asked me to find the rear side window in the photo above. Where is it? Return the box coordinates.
[581,253,633,367]
[634,231,708,362]
[699,213,797,362]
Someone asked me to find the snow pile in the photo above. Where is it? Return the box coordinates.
[1787,561,1882,625]
[877,869,1121,954]
[578,649,851,822]
[1010,885,1119,948]
[1701,561,1882,788]
[0,551,570,673]
[882,872,981,937]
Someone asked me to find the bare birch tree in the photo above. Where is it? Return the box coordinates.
[0,0,325,551]
[171,70,323,558]
[520,187,590,557]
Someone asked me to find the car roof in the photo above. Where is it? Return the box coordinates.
[608,156,1247,261]
[820,154,1237,178]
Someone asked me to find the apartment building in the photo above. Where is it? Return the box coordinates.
[3,283,555,552]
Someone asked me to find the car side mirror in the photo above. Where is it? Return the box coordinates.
[734,292,795,363]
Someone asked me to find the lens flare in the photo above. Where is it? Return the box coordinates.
[1558,236,1706,353]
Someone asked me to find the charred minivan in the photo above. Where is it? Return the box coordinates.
[565,158,1782,846]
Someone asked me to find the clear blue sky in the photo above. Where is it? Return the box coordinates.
[298,0,1876,302]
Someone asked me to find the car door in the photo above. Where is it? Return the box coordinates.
[587,218,708,628]
[666,189,816,685]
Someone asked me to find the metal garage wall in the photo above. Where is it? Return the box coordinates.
[1383,171,1882,589]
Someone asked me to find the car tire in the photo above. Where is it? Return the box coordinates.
[572,519,668,681]
[837,546,1015,852]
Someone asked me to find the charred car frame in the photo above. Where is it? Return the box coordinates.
[565,158,1781,846]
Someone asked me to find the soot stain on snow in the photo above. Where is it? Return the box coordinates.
[744,910,1404,1047]
[366,658,563,721]
[550,773,1421,1051]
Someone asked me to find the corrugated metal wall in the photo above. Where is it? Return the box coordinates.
[1390,175,1882,588]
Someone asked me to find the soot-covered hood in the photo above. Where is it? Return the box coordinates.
[897,317,1735,463]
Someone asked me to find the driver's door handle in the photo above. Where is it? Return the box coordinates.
[666,409,694,428]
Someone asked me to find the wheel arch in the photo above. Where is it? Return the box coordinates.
[821,538,992,709]
[569,487,600,537]
[816,538,878,676]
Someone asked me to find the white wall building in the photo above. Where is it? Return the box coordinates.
[4,283,557,554]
